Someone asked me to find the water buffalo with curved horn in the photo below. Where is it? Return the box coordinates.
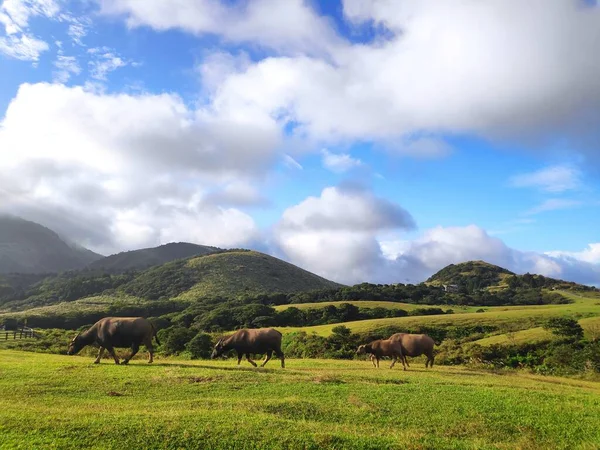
[67,317,160,364]
[211,328,285,368]
[356,339,406,369]
[389,333,435,368]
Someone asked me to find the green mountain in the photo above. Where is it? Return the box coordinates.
[88,242,220,272]
[120,249,344,300]
[0,215,102,274]
[427,260,515,289]
[427,260,586,291]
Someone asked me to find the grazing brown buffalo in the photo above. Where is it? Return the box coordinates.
[356,339,406,370]
[389,333,435,368]
[211,328,285,368]
[67,317,160,365]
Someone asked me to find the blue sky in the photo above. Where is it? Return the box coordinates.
[1,0,599,285]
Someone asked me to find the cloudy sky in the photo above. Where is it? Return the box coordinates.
[1,0,599,286]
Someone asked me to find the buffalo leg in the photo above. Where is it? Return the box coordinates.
[390,355,397,369]
[246,354,258,367]
[122,343,140,365]
[376,357,380,368]
[237,352,243,365]
[370,354,376,368]
[106,346,120,365]
[261,350,273,367]
[94,347,105,364]
[144,338,154,363]
[275,349,285,368]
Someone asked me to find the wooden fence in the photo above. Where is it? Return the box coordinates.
[1,326,38,340]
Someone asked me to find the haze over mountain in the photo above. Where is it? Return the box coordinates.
[88,242,221,272]
[0,215,102,274]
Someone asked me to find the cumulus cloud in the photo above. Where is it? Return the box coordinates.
[510,165,582,192]
[0,82,280,254]
[274,185,415,283]
[321,149,363,173]
[98,0,343,55]
[278,217,600,285]
[179,0,600,163]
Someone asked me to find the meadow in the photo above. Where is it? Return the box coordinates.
[1,350,600,450]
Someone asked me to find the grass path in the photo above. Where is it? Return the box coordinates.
[1,350,600,449]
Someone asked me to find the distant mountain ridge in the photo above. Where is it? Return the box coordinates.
[0,215,103,274]
[88,242,221,272]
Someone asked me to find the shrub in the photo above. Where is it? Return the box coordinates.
[186,332,214,359]
[159,327,196,355]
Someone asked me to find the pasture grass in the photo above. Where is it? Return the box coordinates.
[278,291,600,337]
[1,350,600,449]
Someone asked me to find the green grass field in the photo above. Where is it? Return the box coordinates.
[276,291,600,337]
[1,350,600,449]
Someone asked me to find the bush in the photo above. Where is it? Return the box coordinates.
[159,327,196,355]
[186,332,214,359]
[543,318,584,340]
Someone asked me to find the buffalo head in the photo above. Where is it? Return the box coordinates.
[67,333,84,355]
[356,344,367,355]
[211,338,225,359]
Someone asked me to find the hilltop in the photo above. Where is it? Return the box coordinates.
[426,260,587,292]
[0,215,102,274]
[121,250,344,301]
[88,242,220,272]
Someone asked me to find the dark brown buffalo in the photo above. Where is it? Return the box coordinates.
[211,328,285,368]
[356,339,406,370]
[389,333,435,368]
[67,317,160,364]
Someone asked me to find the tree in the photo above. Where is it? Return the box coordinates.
[186,333,214,359]
[543,318,584,340]
[160,327,196,355]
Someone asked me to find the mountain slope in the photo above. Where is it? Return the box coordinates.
[427,260,515,289]
[88,242,220,272]
[121,250,344,300]
[0,216,102,274]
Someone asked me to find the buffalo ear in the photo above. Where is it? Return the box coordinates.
[216,338,223,346]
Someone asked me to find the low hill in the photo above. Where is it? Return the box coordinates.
[427,260,591,292]
[122,250,344,301]
[0,215,102,274]
[88,242,220,272]
[427,260,515,289]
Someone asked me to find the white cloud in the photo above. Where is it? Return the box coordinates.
[526,199,583,215]
[547,243,600,265]
[0,32,47,60]
[99,0,343,55]
[88,48,129,80]
[53,53,80,83]
[278,218,600,285]
[282,154,303,170]
[0,82,280,253]
[0,0,59,61]
[321,149,363,173]
[182,1,600,163]
[510,165,582,192]
[274,185,415,283]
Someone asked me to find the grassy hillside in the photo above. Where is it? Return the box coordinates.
[427,260,514,288]
[170,250,343,301]
[0,215,102,274]
[1,351,599,449]
[88,242,220,272]
[426,260,588,292]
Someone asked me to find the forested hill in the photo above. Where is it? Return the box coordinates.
[88,242,221,272]
[0,250,344,310]
[0,215,102,274]
[426,260,587,291]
